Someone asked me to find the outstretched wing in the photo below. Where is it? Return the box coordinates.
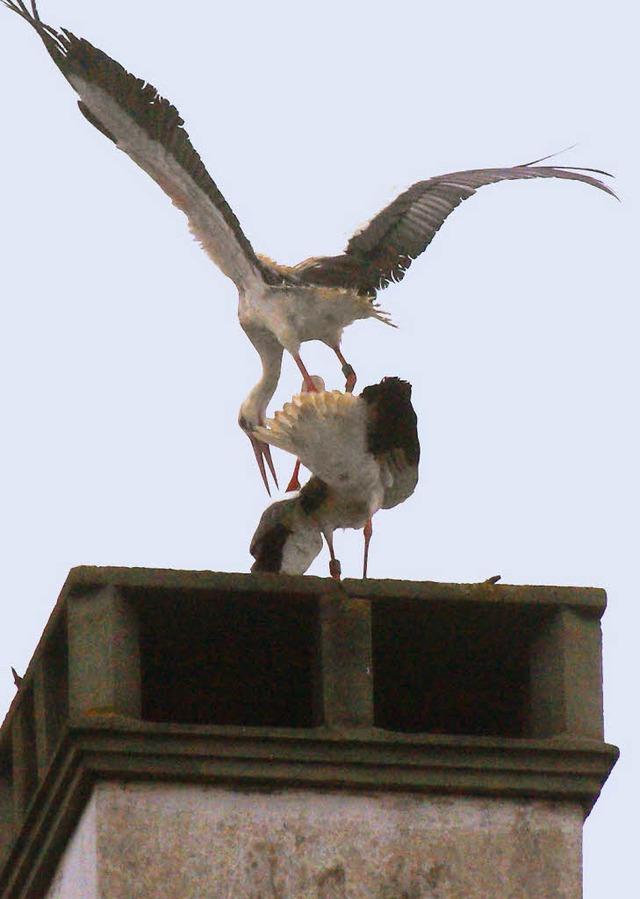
[2,0,277,291]
[295,161,617,295]
[254,391,380,495]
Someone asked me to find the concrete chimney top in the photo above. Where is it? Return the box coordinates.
[0,568,618,897]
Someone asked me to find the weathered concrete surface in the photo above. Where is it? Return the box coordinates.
[45,782,583,898]
[46,795,97,899]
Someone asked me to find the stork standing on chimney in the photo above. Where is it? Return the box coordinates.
[251,377,420,578]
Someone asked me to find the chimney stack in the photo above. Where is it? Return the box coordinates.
[0,567,618,897]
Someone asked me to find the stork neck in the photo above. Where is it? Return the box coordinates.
[242,326,284,423]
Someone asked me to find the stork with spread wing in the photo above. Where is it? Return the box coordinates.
[2,1,617,495]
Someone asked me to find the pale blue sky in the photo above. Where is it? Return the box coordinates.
[0,2,635,895]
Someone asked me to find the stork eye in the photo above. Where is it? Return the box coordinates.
[238,416,249,431]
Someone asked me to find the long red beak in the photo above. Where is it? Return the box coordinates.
[249,433,279,495]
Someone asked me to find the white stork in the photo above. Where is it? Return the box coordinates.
[251,377,420,577]
[3,2,617,494]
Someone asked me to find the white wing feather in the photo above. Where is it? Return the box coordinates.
[254,391,380,494]
[67,76,264,291]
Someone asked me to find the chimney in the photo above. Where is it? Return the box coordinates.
[0,568,618,898]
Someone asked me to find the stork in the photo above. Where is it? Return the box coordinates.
[2,2,617,494]
[251,377,420,577]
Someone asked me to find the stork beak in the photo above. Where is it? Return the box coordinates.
[249,433,279,495]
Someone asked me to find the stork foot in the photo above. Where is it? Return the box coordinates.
[342,363,356,394]
[332,346,357,394]
[329,558,342,579]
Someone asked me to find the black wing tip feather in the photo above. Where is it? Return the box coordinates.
[4,1,275,283]
[518,146,616,183]
[1,1,178,138]
[361,377,420,465]
[361,375,412,403]
[513,163,618,200]
[342,157,618,292]
[1,0,68,60]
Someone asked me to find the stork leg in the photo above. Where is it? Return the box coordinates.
[286,363,322,492]
[285,459,302,493]
[331,345,356,393]
[362,518,373,578]
[293,353,321,393]
[326,534,341,579]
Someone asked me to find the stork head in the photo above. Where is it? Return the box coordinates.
[238,400,279,496]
